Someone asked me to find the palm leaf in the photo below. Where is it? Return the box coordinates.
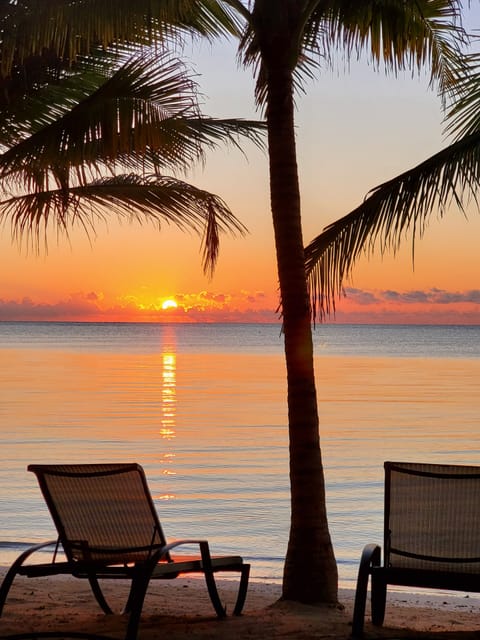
[0,47,130,149]
[319,0,466,97]
[0,51,266,192]
[0,0,240,78]
[0,51,198,186]
[1,174,247,275]
[444,51,480,138]
[237,0,467,109]
[305,129,480,320]
[0,45,263,278]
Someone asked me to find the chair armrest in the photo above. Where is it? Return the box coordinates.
[156,539,212,563]
[158,539,208,554]
[12,540,59,569]
[360,543,382,569]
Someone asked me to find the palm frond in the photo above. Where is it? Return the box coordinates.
[305,129,480,321]
[238,0,467,109]
[444,51,480,139]
[320,0,467,98]
[164,116,266,158]
[0,50,266,192]
[0,0,240,79]
[0,52,195,183]
[0,46,131,149]
[1,174,247,275]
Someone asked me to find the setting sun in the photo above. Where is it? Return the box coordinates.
[161,299,178,310]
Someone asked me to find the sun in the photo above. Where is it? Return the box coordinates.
[161,299,178,310]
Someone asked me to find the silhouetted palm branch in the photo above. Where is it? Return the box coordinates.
[305,129,480,320]
[444,51,480,138]
[235,0,465,108]
[0,0,240,78]
[317,0,466,99]
[0,51,265,191]
[2,174,246,275]
[305,39,480,322]
[0,49,264,274]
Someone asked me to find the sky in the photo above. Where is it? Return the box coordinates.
[1,7,480,324]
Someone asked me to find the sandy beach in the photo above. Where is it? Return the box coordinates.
[0,570,479,639]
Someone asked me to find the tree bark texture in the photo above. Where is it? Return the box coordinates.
[265,63,338,603]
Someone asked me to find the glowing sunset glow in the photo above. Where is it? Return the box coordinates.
[161,299,178,310]
[1,15,480,326]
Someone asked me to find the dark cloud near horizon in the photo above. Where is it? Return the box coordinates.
[0,294,102,321]
[344,287,480,306]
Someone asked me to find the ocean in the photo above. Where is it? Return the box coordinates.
[1,322,479,589]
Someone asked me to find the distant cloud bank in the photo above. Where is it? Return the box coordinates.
[345,287,480,306]
[331,287,480,324]
[0,287,479,324]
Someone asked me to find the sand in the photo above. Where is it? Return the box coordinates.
[0,569,479,640]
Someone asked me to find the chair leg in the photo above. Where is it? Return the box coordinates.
[124,572,152,640]
[371,574,387,626]
[0,541,57,616]
[87,575,114,614]
[0,564,19,617]
[232,564,250,616]
[203,569,227,618]
[351,544,381,638]
[195,541,226,617]
[124,570,165,615]
[123,579,136,615]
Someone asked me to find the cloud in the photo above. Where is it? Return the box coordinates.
[343,287,480,306]
[343,288,379,305]
[1,286,480,324]
[0,293,104,321]
[85,291,102,301]
[333,286,480,324]
[239,290,268,304]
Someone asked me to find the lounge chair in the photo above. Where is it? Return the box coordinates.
[0,463,250,640]
[352,460,480,636]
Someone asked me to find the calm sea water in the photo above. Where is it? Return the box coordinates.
[0,322,479,589]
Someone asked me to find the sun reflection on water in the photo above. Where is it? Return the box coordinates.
[161,352,176,437]
[158,336,177,500]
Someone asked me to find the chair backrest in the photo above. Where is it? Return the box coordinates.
[28,463,168,565]
[384,461,480,574]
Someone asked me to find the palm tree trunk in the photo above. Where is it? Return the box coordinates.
[266,64,338,603]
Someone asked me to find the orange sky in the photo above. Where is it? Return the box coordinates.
[1,18,480,325]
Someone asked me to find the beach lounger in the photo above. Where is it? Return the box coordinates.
[0,463,250,640]
[352,460,480,636]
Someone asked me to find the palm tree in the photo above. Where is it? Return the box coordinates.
[305,50,480,322]
[221,0,468,604]
[0,0,471,605]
